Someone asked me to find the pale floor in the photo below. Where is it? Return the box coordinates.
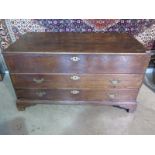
[0,74,155,135]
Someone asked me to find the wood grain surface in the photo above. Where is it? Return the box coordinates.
[4,32,145,53]
[16,88,139,102]
[4,53,150,74]
[11,73,144,89]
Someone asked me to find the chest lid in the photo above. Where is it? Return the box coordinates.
[4,32,146,53]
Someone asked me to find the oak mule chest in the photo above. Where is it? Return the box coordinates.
[3,32,150,112]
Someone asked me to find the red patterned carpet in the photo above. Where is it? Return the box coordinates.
[0,19,155,50]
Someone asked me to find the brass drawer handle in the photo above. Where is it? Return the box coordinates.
[108,93,116,99]
[33,78,45,84]
[70,57,80,62]
[70,75,80,80]
[110,79,120,85]
[36,91,46,97]
[70,90,80,95]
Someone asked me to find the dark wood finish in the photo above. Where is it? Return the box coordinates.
[0,72,4,81]
[0,74,2,81]
[16,99,137,112]
[113,104,137,112]
[4,53,150,74]
[16,100,37,111]
[2,32,150,112]
[11,73,144,89]
[16,88,138,101]
[4,32,145,53]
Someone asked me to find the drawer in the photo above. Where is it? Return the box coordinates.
[11,73,144,89]
[4,53,150,74]
[15,89,138,102]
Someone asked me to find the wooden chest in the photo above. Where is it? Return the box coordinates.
[2,32,150,112]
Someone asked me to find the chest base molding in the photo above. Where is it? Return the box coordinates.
[16,99,137,113]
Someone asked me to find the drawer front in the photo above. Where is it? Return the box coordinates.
[15,89,138,102]
[11,74,144,89]
[4,53,150,74]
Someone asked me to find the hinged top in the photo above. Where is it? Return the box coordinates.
[4,32,146,53]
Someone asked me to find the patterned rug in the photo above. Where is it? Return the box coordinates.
[1,19,155,50]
